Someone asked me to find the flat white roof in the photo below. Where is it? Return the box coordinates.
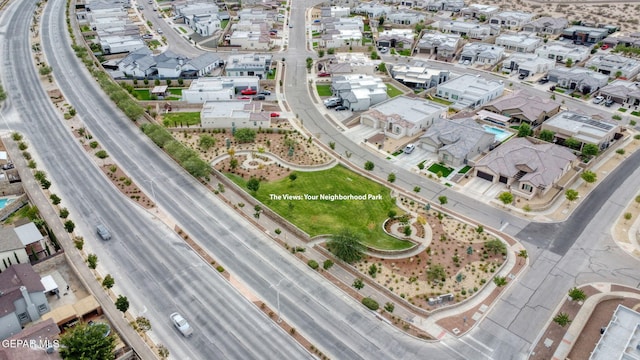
[14,222,44,246]
[590,304,640,360]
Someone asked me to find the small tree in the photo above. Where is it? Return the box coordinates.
[289,173,298,182]
[87,254,98,269]
[565,58,573,67]
[352,278,364,290]
[438,196,448,205]
[517,123,532,137]
[50,194,61,205]
[64,220,75,233]
[564,137,581,150]
[323,259,334,270]
[553,312,571,327]
[581,170,597,185]
[635,194,640,207]
[59,208,70,218]
[364,161,375,171]
[624,212,633,221]
[582,143,599,157]
[102,274,115,289]
[539,129,555,142]
[198,135,217,150]
[247,177,260,192]
[115,295,129,313]
[498,192,514,205]
[568,287,586,301]
[234,128,257,143]
[327,229,365,263]
[565,189,579,203]
[387,173,396,183]
[413,186,421,193]
[59,322,116,360]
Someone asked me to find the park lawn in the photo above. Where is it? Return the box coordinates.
[316,85,333,97]
[132,89,151,100]
[227,165,413,250]
[162,112,201,127]
[428,163,454,177]
[385,84,403,98]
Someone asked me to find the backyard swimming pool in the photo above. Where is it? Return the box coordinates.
[0,198,14,209]
[482,125,512,142]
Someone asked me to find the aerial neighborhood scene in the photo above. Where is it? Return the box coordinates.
[2,0,640,358]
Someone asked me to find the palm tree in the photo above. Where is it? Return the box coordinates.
[517,249,528,264]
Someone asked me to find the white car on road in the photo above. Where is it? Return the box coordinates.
[170,312,193,337]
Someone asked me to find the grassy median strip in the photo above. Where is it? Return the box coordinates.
[227,165,413,250]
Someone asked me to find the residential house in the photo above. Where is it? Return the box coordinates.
[185,14,221,36]
[501,53,555,76]
[597,80,640,106]
[0,319,60,359]
[99,35,145,54]
[534,41,591,65]
[225,53,272,79]
[0,264,50,340]
[0,227,29,271]
[387,11,426,26]
[522,16,568,35]
[590,305,640,360]
[481,90,561,126]
[541,111,619,150]
[360,96,446,139]
[182,76,260,103]
[181,53,222,77]
[155,50,189,78]
[321,29,363,48]
[390,61,450,89]
[437,21,497,40]
[229,21,271,50]
[426,0,465,12]
[327,6,350,18]
[461,4,500,20]
[416,32,462,61]
[603,33,640,49]
[326,53,381,75]
[352,2,391,18]
[322,17,365,33]
[115,47,155,78]
[331,74,388,111]
[237,8,271,22]
[561,25,610,45]
[495,33,542,53]
[547,67,609,94]
[420,117,496,166]
[489,11,534,30]
[174,2,219,18]
[436,74,505,109]
[376,29,415,49]
[200,101,270,129]
[117,49,221,78]
[474,137,578,199]
[459,43,505,66]
[585,54,640,80]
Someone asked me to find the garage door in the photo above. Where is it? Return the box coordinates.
[361,117,376,128]
[477,171,494,182]
[421,143,436,153]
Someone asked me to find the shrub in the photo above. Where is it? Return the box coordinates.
[307,260,319,269]
[384,302,395,313]
[323,259,334,270]
[18,142,28,150]
[50,194,61,205]
[387,173,396,183]
[74,237,84,250]
[364,161,375,171]
[89,141,99,149]
[59,208,70,218]
[362,297,379,310]
[274,228,282,235]
[87,253,98,269]
[95,150,109,159]
[102,274,115,289]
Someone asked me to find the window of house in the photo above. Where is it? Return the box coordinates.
[452,94,458,100]
[522,184,533,192]
[248,71,255,76]
[38,304,48,314]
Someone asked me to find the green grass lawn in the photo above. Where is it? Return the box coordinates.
[316,84,333,97]
[427,96,453,106]
[179,27,187,34]
[618,107,628,112]
[227,165,413,250]
[632,111,640,116]
[162,112,201,127]
[267,69,276,80]
[428,163,454,177]
[132,89,151,100]
[221,20,229,29]
[458,165,471,174]
[398,49,412,56]
[168,88,182,96]
[385,84,403,98]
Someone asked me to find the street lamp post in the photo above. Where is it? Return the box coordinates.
[270,278,286,323]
